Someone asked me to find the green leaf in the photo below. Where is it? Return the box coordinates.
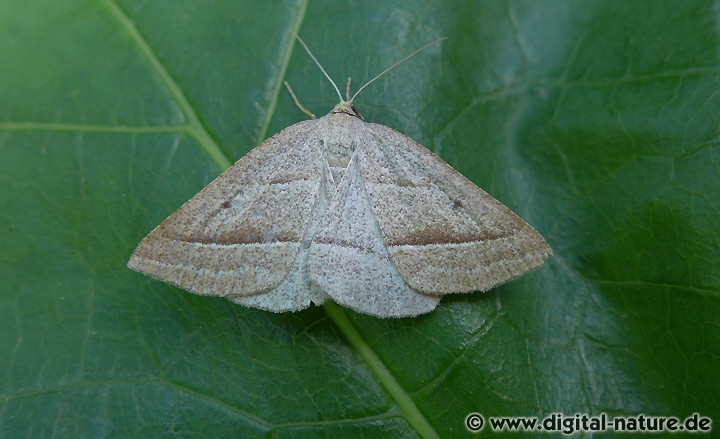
[1,0,718,437]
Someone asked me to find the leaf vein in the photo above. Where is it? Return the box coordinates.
[103,0,232,170]
[255,0,310,145]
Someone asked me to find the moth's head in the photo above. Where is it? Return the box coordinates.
[331,100,363,120]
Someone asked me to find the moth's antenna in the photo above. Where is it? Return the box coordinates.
[350,37,447,102]
[294,33,344,102]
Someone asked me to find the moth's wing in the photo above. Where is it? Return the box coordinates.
[360,123,551,294]
[229,166,333,312]
[129,120,329,310]
[230,261,328,312]
[231,153,335,312]
[307,153,441,318]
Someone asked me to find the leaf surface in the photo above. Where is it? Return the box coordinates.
[1,0,718,437]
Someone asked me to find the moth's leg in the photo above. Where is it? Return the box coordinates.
[284,81,316,119]
[346,77,352,101]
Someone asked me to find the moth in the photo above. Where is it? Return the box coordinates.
[128,36,551,318]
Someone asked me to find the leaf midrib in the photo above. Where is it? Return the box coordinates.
[103,0,439,437]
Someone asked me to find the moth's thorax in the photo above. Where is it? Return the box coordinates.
[318,110,366,184]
